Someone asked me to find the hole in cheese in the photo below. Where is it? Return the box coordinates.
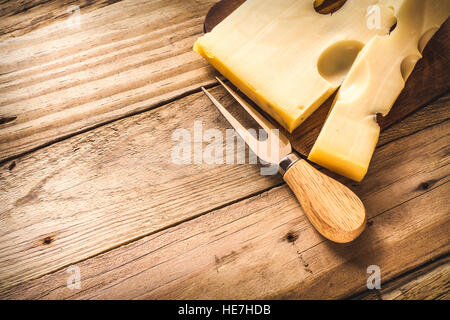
[418,27,439,53]
[389,22,398,34]
[400,55,420,81]
[317,40,364,86]
[314,0,347,15]
[387,6,398,34]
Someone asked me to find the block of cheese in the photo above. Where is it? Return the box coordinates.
[309,0,450,182]
[194,0,397,132]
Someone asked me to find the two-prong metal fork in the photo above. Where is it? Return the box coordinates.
[202,77,366,243]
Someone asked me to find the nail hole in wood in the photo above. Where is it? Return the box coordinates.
[418,179,438,191]
[284,232,299,243]
[43,236,54,245]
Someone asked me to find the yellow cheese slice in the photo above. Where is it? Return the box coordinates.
[309,0,450,182]
[194,0,396,132]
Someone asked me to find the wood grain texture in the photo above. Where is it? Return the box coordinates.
[1,113,448,299]
[0,0,218,161]
[1,0,448,163]
[203,0,450,156]
[283,159,366,243]
[377,94,450,147]
[0,85,283,291]
[0,0,122,41]
[355,256,449,300]
[0,0,448,298]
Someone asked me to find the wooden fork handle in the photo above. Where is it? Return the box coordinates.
[281,154,366,243]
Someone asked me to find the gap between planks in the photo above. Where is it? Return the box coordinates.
[0,0,449,163]
[0,88,448,293]
[0,0,448,295]
[2,157,448,299]
[0,104,448,298]
[0,80,221,166]
[351,253,450,300]
[0,1,124,41]
[0,0,219,161]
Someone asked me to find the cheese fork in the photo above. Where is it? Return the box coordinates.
[202,77,366,243]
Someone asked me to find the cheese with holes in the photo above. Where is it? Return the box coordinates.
[309,0,450,181]
[194,0,397,132]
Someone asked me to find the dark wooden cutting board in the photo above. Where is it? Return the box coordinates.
[203,0,450,156]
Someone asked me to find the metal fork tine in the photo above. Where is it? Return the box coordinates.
[201,87,263,159]
[202,80,292,164]
[215,77,275,133]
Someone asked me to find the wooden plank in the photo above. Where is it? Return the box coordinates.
[1,117,448,299]
[270,185,449,300]
[0,0,123,41]
[377,261,450,300]
[355,256,449,300]
[0,0,218,161]
[0,88,447,294]
[0,85,283,291]
[1,1,449,163]
[377,94,450,147]
[202,0,450,156]
[1,0,447,300]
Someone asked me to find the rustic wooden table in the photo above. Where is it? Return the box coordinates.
[0,0,448,300]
